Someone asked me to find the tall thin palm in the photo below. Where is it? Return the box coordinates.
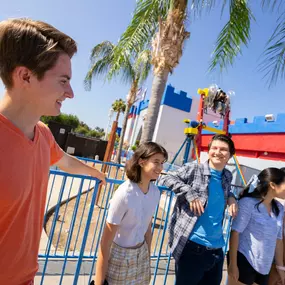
[112,0,285,142]
[112,99,126,122]
[84,41,152,163]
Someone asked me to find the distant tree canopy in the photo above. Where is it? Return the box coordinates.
[41,113,105,139]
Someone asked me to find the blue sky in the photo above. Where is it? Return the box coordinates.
[0,1,284,129]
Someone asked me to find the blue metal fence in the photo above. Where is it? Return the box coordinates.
[38,160,237,285]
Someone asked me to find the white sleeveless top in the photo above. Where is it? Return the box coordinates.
[107,180,160,247]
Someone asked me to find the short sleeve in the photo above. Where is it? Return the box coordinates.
[277,224,283,240]
[107,186,128,225]
[232,198,253,233]
[152,183,161,204]
[38,122,64,165]
[277,212,284,240]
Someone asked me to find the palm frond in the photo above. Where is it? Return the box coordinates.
[189,0,218,17]
[209,0,253,72]
[261,0,285,12]
[111,0,172,72]
[85,41,136,90]
[134,50,152,84]
[259,13,285,87]
[90,41,114,63]
[84,56,113,91]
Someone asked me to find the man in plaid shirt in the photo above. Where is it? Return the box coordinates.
[160,134,238,285]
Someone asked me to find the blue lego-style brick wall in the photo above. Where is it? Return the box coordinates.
[202,113,285,134]
[129,105,136,115]
[136,84,192,114]
[161,85,192,112]
[137,99,150,114]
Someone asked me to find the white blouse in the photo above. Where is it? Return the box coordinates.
[106,180,160,247]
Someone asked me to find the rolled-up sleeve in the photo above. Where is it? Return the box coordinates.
[277,213,284,240]
[232,198,252,233]
[160,164,200,203]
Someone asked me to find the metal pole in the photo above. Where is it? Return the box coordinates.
[104,108,114,140]
[183,136,192,165]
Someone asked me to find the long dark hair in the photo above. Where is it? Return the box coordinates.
[240,167,285,216]
[126,142,168,183]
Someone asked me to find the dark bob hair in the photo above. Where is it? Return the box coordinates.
[240,167,285,216]
[208,134,235,156]
[126,142,168,183]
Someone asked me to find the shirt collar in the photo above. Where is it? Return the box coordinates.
[203,160,227,177]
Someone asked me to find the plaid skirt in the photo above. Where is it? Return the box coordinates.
[106,241,151,285]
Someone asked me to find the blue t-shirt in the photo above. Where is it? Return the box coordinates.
[189,168,225,248]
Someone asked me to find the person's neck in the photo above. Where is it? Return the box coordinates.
[0,91,40,139]
[208,160,225,172]
[263,194,274,213]
[138,175,151,194]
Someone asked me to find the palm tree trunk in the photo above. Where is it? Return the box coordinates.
[141,7,189,143]
[116,83,137,163]
[115,111,120,122]
[115,101,132,164]
[141,69,169,142]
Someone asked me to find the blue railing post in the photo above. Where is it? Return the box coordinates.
[73,180,100,285]
[40,159,236,285]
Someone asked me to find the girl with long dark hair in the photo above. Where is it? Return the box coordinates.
[228,168,285,285]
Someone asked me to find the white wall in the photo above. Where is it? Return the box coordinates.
[152,105,198,165]
[125,115,136,144]
[129,109,148,146]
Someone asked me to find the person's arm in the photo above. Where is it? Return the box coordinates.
[95,223,118,285]
[94,185,128,284]
[145,221,152,254]
[225,171,238,218]
[228,230,240,282]
[160,163,206,216]
[275,239,284,266]
[227,197,238,218]
[55,152,106,184]
[228,198,253,281]
[160,164,201,202]
[275,215,285,285]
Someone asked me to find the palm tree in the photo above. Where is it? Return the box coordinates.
[112,99,126,122]
[112,0,285,142]
[84,42,152,163]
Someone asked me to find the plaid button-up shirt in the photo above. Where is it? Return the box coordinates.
[160,161,234,261]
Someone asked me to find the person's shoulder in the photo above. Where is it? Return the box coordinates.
[150,182,161,196]
[37,121,53,139]
[115,180,135,197]
[223,167,232,176]
[183,161,201,173]
[239,197,257,207]
[223,167,233,181]
[37,121,50,130]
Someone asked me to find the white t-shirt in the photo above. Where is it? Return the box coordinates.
[107,179,160,247]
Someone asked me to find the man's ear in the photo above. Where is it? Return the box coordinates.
[12,66,33,87]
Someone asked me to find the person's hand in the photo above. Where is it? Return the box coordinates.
[189,199,204,216]
[277,267,285,285]
[228,197,238,218]
[228,263,239,283]
[95,171,107,186]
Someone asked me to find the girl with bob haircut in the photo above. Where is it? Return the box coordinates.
[94,142,168,285]
[228,168,285,285]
